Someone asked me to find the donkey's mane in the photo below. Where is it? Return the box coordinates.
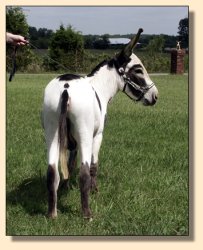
[87,58,120,77]
[87,60,109,77]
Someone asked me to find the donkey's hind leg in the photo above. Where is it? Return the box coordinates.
[80,162,91,218]
[45,120,60,218]
[79,137,93,219]
[47,162,60,218]
[90,133,103,192]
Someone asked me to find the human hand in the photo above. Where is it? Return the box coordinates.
[6,32,29,46]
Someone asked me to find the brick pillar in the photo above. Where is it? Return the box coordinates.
[170,49,185,74]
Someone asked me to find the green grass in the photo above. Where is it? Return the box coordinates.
[6,74,189,236]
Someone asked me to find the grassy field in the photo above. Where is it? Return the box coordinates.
[6,74,189,236]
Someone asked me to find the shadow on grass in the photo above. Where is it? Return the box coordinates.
[7,174,79,217]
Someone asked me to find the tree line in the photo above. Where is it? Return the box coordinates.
[28,27,183,50]
[6,7,188,73]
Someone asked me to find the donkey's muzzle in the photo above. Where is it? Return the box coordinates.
[143,87,158,106]
[143,96,157,106]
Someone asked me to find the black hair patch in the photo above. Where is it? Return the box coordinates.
[57,73,82,81]
[64,83,70,88]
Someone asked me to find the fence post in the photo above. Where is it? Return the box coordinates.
[170,49,186,74]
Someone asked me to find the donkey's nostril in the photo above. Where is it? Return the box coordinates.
[150,93,158,106]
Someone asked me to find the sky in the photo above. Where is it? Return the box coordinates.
[22,6,188,36]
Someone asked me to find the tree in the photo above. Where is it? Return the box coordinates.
[47,25,84,71]
[146,35,165,57]
[29,26,53,49]
[162,35,178,48]
[6,7,29,36]
[29,26,38,41]
[94,34,110,49]
[84,35,97,49]
[178,17,188,48]
[6,7,38,72]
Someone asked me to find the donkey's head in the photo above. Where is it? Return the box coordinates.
[115,28,158,106]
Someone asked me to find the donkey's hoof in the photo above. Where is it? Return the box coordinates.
[83,208,92,220]
[47,211,57,219]
[84,216,93,222]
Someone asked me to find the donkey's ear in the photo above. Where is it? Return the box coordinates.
[116,28,143,67]
[123,28,143,57]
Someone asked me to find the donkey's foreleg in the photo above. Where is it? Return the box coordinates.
[90,133,103,192]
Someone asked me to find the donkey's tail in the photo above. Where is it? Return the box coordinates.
[59,89,69,180]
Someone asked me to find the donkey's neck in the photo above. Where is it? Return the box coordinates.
[89,65,120,106]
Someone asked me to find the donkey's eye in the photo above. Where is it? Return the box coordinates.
[135,69,143,74]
